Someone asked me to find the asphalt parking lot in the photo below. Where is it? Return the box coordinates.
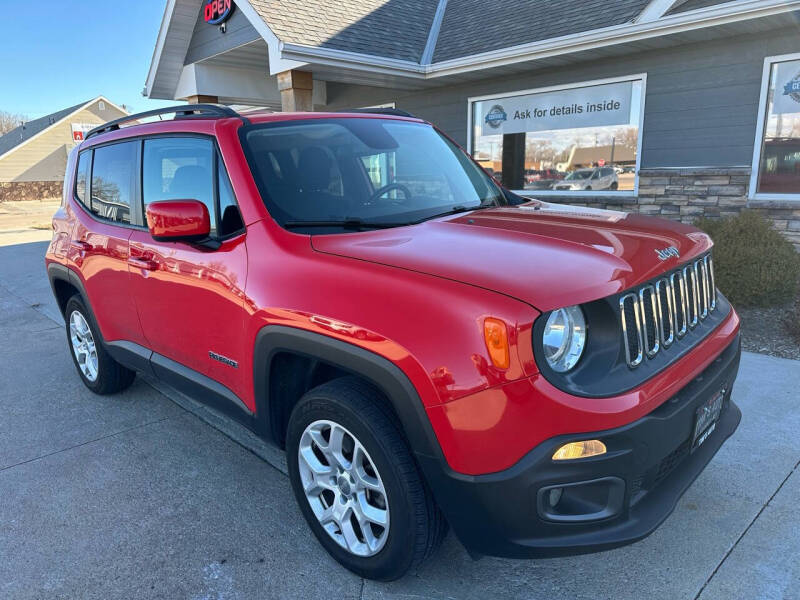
[0,234,799,600]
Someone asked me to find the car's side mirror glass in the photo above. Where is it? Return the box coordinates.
[146,200,211,243]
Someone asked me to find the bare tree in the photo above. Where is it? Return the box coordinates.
[0,111,27,135]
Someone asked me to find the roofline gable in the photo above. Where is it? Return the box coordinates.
[145,0,306,100]
[145,0,800,96]
[0,97,128,162]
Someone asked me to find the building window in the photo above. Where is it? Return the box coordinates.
[751,53,800,200]
[469,75,645,195]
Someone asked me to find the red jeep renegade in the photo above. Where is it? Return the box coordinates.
[46,105,741,581]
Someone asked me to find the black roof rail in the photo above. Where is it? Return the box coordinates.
[85,104,250,141]
[340,107,418,119]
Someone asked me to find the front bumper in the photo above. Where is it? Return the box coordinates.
[419,334,741,558]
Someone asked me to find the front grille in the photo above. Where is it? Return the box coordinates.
[620,254,717,368]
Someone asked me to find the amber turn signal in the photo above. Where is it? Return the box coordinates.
[552,440,607,461]
[483,318,510,369]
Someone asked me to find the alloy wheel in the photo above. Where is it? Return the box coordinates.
[298,419,390,557]
[69,310,98,382]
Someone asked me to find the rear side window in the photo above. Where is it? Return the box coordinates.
[91,142,137,224]
[75,151,90,204]
[143,137,217,235]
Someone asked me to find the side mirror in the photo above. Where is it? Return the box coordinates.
[146,200,210,243]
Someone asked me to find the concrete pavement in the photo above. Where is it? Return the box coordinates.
[0,236,798,599]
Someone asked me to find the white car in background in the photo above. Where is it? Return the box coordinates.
[553,167,618,191]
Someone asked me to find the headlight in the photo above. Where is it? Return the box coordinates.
[542,305,586,372]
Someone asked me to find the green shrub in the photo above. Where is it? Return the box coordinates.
[694,211,800,307]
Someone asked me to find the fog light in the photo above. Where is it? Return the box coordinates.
[552,440,607,461]
[548,487,563,507]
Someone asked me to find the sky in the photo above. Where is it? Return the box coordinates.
[1,0,176,119]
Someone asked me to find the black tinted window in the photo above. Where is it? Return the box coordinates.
[143,137,216,234]
[91,142,136,224]
[242,119,504,231]
[218,159,244,237]
[75,151,90,204]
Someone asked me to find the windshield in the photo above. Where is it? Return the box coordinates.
[565,170,593,180]
[241,118,505,232]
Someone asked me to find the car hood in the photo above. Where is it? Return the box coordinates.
[311,202,712,312]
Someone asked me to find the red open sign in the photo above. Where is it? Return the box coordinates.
[204,0,234,25]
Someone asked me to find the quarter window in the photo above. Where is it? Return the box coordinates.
[751,55,800,199]
[90,142,137,224]
[75,151,90,204]
[217,159,244,237]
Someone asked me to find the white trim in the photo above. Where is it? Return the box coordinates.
[280,43,424,78]
[0,97,129,162]
[427,0,800,78]
[635,0,681,23]
[748,51,800,203]
[144,0,176,97]
[466,74,647,198]
[232,0,307,75]
[421,0,448,66]
[276,0,799,80]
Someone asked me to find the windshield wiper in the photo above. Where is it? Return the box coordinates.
[283,219,402,230]
[411,203,494,224]
[285,203,497,231]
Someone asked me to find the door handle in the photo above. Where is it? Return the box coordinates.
[128,257,158,271]
[70,240,93,252]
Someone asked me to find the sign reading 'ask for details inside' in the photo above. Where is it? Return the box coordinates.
[478,81,634,136]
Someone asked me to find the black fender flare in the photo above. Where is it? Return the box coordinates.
[46,262,87,317]
[252,325,447,466]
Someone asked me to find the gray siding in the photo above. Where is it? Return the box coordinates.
[326,28,796,169]
[185,5,260,65]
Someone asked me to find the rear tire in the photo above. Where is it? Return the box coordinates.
[64,295,136,395]
[286,376,447,581]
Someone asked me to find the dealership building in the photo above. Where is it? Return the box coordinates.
[146,0,800,247]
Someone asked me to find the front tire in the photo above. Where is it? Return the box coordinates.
[286,377,446,581]
[64,295,136,395]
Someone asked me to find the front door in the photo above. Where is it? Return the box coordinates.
[68,141,145,346]
[128,136,249,403]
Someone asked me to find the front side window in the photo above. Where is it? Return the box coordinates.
[752,55,800,199]
[242,119,504,231]
[143,137,217,235]
[470,77,644,194]
[91,142,137,224]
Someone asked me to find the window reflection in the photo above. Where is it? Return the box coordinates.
[756,58,800,196]
[471,79,643,193]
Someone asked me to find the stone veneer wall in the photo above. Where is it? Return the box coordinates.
[557,167,800,251]
[0,181,63,203]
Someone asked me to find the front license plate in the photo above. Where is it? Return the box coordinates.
[692,389,725,451]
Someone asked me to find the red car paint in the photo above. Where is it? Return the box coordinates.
[46,111,740,477]
[145,200,211,240]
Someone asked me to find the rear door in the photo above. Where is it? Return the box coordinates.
[127,136,249,401]
[68,141,146,346]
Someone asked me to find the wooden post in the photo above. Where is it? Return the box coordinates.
[276,70,313,112]
[184,95,219,104]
